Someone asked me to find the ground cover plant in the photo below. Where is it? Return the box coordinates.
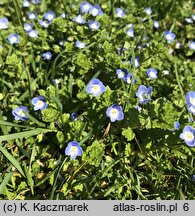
[0,0,195,200]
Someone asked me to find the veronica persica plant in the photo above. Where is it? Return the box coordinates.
[31,96,47,111]
[146,68,158,79]
[0,18,8,30]
[164,30,176,42]
[179,126,195,147]
[86,78,106,97]
[65,141,83,160]
[136,85,153,104]
[12,106,28,121]
[106,104,124,122]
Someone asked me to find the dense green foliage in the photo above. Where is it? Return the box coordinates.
[0,0,195,199]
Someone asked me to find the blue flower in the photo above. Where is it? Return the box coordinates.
[73,15,86,24]
[42,51,52,60]
[70,113,78,121]
[24,23,33,32]
[185,17,193,23]
[23,0,30,7]
[44,11,56,22]
[106,104,124,122]
[186,91,195,106]
[12,106,28,121]
[28,30,38,38]
[164,30,176,42]
[31,96,47,111]
[136,85,153,104]
[123,73,137,84]
[130,57,140,68]
[39,20,50,28]
[153,20,159,28]
[146,68,158,79]
[0,17,8,30]
[192,175,195,182]
[65,141,83,160]
[61,13,66,18]
[115,8,125,18]
[144,7,152,15]
[179,125,195,147]
[86,78,106,97]
[89,4,103,16]
[126,29,134,37]
[116,68,128,79]
[88,20,100,30]
[28,12,37,20]
[75,40,86,48]
[186,91,195,114]
[32,0,40,4]
[80,2,92,13]
[189,41,195,50]
[8,34,19,44]
[174,121,180,130]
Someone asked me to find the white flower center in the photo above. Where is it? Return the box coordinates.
[36,100,44,107]
[110,109,118,118]
[92,84,100,93]
[184,132,194,142]
[18,110,25,117]
[70,146,78,154]
[189,97,195,106]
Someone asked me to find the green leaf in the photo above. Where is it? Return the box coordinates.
[122,127,135,141]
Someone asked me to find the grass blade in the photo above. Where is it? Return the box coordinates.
[0,128,55,142]
[0,144,25,177]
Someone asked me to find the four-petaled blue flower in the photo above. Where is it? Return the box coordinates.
[80,1,92,13]
[144,7,152,15]
[146,68,158,79]
[136,85,153,104]
[106,104,124,122]
[186,91,195,114]
[28,30,38,38]
[44,11,56,22]
[65,141,83,160]
[153,20,159,29]
[164,30,176,42]
[31,96,48,111]
[23,0,30,7]
[115,8,125,18]
[42,51,52,60]
[24,23,33,32]
[12,106,28,121]
[130,57,140,68]
[189,41,195,50]
[73,15,86,24]
[86,78,106,97]
[28,12,37,20]
[8,34,19,44]
[70,112,78,121]
[75,40,86,48]
[0,17,8,30]
[89,4,103,16]
[126,29,134,37]
[179,125,195,147]
[39,20,50,28]
[88,20,100,30]
[116,68,128,79]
